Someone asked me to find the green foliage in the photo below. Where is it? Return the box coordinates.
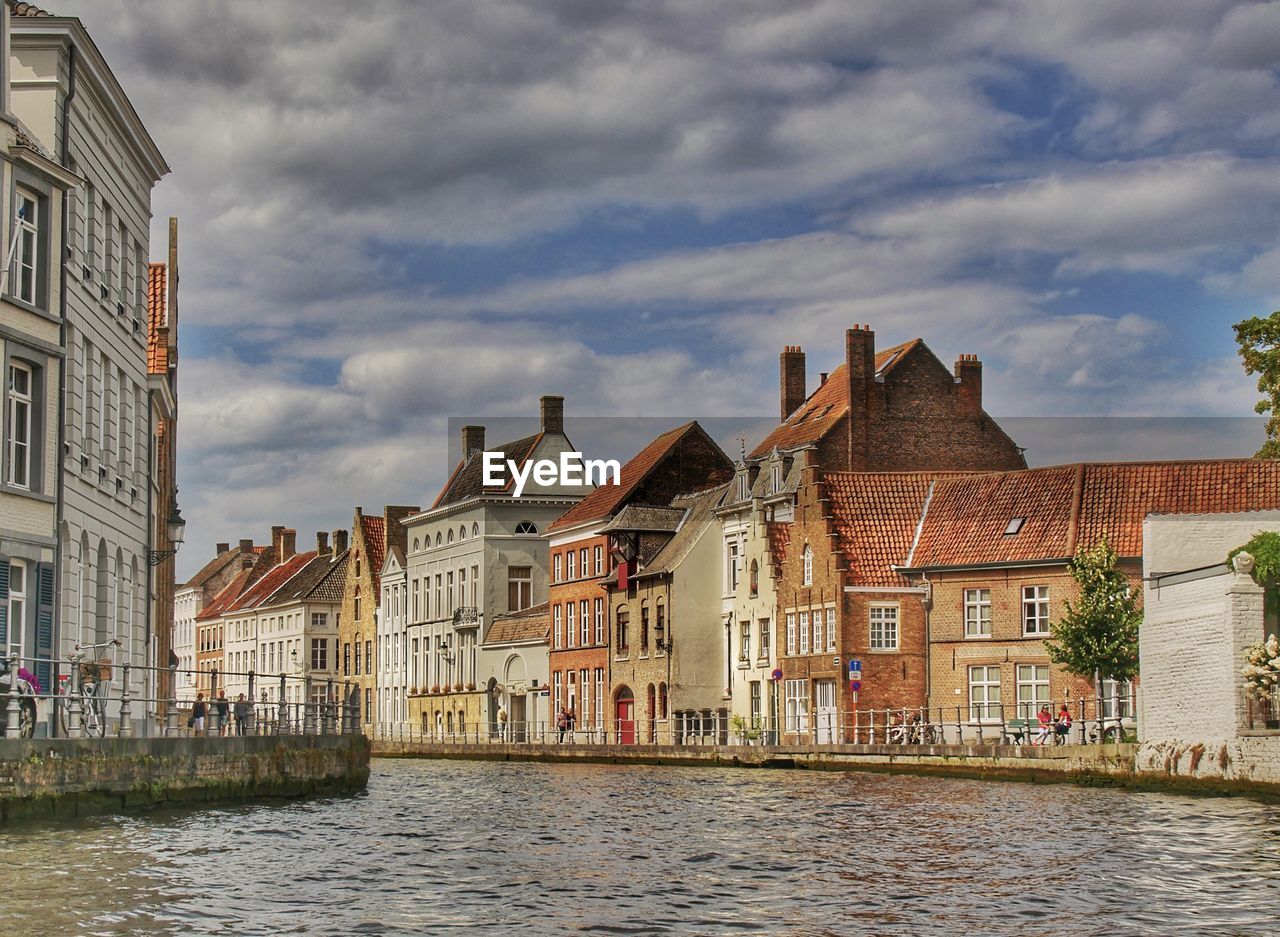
[1228,531,1280,583]
[1046,536,1142,683]
[1233,311,1280,459]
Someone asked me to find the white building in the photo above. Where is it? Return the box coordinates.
[10,5,168,727]
[377,544,407,734]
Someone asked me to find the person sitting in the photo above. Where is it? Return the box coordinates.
[1034,705,1053,745]
[1054,704,1073,744]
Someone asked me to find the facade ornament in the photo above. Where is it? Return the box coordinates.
[1233,551,1256,576]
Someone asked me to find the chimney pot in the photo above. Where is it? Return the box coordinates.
[461,425,486,460]
[333,529,349,555]
[239,539,253,554]
[780,345,807,422]
[819,372,828,386]
[540,395,565,435]
[216,542,229,554]
[317,531,331,556]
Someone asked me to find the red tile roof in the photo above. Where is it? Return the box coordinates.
[749,340,918,459]
[180,547,245,592]
[195,568,256,621]
[908,459,1280,569]
[361,514,386,591]
[548,421,713,533]
[224,552,315,614]
[766,521,791,570]
[826,471,963,586]
[147,263,168,376]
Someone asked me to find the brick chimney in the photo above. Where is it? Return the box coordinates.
[846,324,876,471]
[541,395,564,435]
[239,538,254,554]
[954,354,983,416]
[316,531,330,556]
[216,542,229,554]
[461,425,486,460]
[383,505,421,555]
[271,525,297,563]
[333,529,349,555]
[780,345,806,422]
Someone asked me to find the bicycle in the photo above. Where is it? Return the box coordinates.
[57,639,121,737]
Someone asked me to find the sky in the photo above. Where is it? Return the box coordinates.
[48,0,1280,579]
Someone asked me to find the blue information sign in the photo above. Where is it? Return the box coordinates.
[848,659,862,675]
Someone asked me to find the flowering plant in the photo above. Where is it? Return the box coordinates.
[1242,634,1280,701]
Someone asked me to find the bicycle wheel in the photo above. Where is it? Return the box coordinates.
[89,691,107,737]
[56,680,71,736]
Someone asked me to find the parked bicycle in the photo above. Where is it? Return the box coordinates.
[57,640,121,737]
[0,661,39,738]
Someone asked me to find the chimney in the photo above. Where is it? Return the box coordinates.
[271,525,297,563]
[239,539,254,554]
[845,324,876,471]
[780,345,806,422]
[316,531,331,556]
[333,529,349,555]
[954,354,983,416]
[461,425,486,460]
[216,542,229,554]
[819,372,828,386]
[540,395,564,435]
[383,505,421,554]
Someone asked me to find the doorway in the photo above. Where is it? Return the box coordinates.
[815,679,837,744]
[615,687,636,744]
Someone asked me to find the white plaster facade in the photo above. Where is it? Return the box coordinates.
[377,548,407,733]
[172,584,197,704]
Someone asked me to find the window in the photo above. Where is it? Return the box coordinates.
[567,550,576,580]
[727,541,739,593]
[7,362,31,489]
[446,571,454,613]
[1022,585,1050,635]
[813,612,822,651]
[870,605,898,650]
[802,545,813,586]
[311,612,327,631]
[12,189,37,305]
[964,589,992,638]
[579,548,588,577]
[553,671,562,714]
[825,607,836,652]
[758,618,770,659]
[554,554,562,582]
[593,597,604,644]
[310,638,328,671]
[1099,679,1135,720]
[117,372,128,467]
[1016,664,1049,719]
[1005,517,1025,535]
[364,688,371,724]
[354,639,361,675]
[616,606,629,652]
[354,593,361,622]
[739,621,750,661]
[435,574,442,618]
[640,604,649,651]
[553,605,562,648]
[749,559,759,597]
[580,600,590,646]
[6,560,25,659]
[515,520,537,534]
[566,601,576,648]
[459,567,467,606]
[412,580,420,621]
[798,611,810,655]
[786,613,796,656]
[595,669,605,726]
[594,545,603,575]
[508,566,532,611]
[968,665,1001,722]
[750,681,762,728]
[365,639,372,673]
[785,679,809,733]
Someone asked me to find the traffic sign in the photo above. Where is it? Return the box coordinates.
[770,668,784,682]
[848,659,862,675]
[850,680,862,692]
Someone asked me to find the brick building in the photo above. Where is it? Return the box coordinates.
[338,505,415,728]
[901,460,1280,737]
[545,421,733,738]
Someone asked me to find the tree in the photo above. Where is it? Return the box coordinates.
[1046,536,1141,685]
[1233,311,1280,459]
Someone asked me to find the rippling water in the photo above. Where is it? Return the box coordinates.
[2,758,1279,935]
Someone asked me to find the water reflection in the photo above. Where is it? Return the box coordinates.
[1,760,1278,935]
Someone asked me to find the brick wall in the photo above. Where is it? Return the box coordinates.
[547,533,611,731]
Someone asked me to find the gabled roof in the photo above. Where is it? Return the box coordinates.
[600,505,688,534]
[907,459,1280,570]
[306,552,350,605]
[224,552,315,614]
[384,544,405,573]
[181,547,246,592]
[766,521,791,570]
[147,263,169,376]
[361,514,386,591]
[195,567,256,621]
[548,421,723,533]
[431,433,543,509]
[749,340,918,459]
[265,551,349,607]
[638,483,729,578]
[484,602,550,646]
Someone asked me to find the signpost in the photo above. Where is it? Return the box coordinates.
[848,659,862,742]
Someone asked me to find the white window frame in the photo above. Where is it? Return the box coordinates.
[594,545,603,576]
[802,545,813,586]
[759,617,770,659]
[580,599,590,646]
[786,613,796,656]
[1022,585,1050,636]
[567,550,576,580]
[1099,678,1135,720]
[1016,664,1049,720]
[968,665,1002,722]
[7,361,31,489]
[798,611,810,655]
[869,604,899,651]
[739,621,750,662]
[784,679,809,734]
[6,559,25,659]
[554,554,562,582]
[593,597,604,644]
[964,588,992,638]
[553,604,563,649]
[12,188,37,306]
[566,601,576,648]
[825,607,836,652]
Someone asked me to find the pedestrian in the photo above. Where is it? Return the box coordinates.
[1034,705,1052,745]
[234,693,250,736]
[566,705,576,744]
[497,704,508,741]
[191,693,207,735]
[215,691,231,737]
[556,705,568,743]
[1055,703,1073,744]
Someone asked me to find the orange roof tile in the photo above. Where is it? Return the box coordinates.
[548,421,715,533]
[195,568,256,621]
[484,603,550,646]
[749,340,919,459]
[147,263,169,376]
[224,552,315,614]
[826,471,963,586]
[361,514,386,591]
[766,521,791,569]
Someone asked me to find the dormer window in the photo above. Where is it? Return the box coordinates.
[737,472,748,501]
[1004,517,1025,535]
[515,520,537,534]
[802,545,813,586]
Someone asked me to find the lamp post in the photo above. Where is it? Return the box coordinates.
[146,504,187,566]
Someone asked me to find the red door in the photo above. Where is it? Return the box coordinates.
[616,698,636,744]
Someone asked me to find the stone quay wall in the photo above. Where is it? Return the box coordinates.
[0,735,371,824]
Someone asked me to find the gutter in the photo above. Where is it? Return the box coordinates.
[895,554,1142,576]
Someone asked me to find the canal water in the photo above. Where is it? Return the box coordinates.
[2,759,1279,935]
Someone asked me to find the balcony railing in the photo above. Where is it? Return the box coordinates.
[452,606,480,628]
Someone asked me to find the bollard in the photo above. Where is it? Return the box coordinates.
[277,673,289,735]
[118,662,134,737]
[303,677,315,735]
[324,678,334,735]
[247,671,257,736]
[4,654,20,739]
[166,664,180,737]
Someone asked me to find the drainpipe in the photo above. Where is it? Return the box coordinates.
[52,42,77,673]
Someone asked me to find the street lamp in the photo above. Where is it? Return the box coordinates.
[147,503,187,566]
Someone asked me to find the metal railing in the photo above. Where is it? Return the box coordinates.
[1245,693,1280,730]
[0,650,364,739]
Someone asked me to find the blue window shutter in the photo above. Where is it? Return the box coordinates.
[0,559,10,649]
[35,563,54,690]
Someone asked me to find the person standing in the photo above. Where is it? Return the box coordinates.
[215,691,231,737]
[191,693,207,736]
[566,705,577,744]
[497,704,508,742]
[234,694,251,736]
[556,705,568,743]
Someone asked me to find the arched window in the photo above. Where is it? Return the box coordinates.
[658,682,668,720]
[515,521,537,535]
[447,529,454,544]
[802,545,813,586]
[435,532,442,546]
[749,559,759,597]
[413,538,420,552]
[472,522,480,538]
[458,525,466,541]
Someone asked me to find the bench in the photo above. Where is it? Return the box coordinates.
[1003,719,1055,745]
